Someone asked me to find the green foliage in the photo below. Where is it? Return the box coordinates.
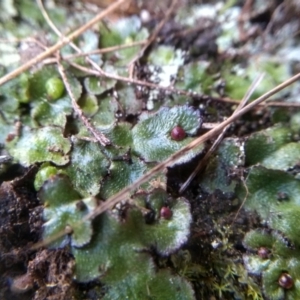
[72,197,193,297]
[243,229,300,300]
[136,270,195,300]
[240,121,300,299]
[0,73,30,107]
[99,17,148,66]
[0,75,30,139]
[270,205,300,247]
[38,174,81,207]
[8,126,71,166]
[199,138,244,193]
[106,122,133,148]
[45,77,65,101]
[239,166,300,220]
[77,93,98,117]
[0,113,15,143]
[34,163,65,191]
[132,106,203,163]
[5,102,200,298]
[28,66,80,128]
[73,210,149,282]
[79,94,119,131]
[100,156,148,199]
[243,229,275,251]
[117,84,143,115]
[65,138,109,197]
[144,190,192,255]
[7,105,202,202]
[39,180,194,298]
[290,112,300,133]
[31,96,72,128]
[39,175,96,248]
[148,45,183,66]
[4,1,300,299]
[175,61,214,96]
[84,75,116,96]
[29,66,62,101]
[222,58,290,101]
[146,45,185,109]
[244,125,300,170]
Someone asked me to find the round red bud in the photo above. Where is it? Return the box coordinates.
[160,206,172,219]
[278,272,294,289]
[257,247,269,259]
[170,126,186,141]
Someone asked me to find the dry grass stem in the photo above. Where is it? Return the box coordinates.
[57,59,111,146]
[41,40,146,64]
[0,0,127,86]
[64,40,146,59]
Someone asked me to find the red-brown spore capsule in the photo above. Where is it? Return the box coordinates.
[170,126,186,141]
[160,206,172,219]
[257,247,269,259]
[6,133,16,142]
[278,273,294,289]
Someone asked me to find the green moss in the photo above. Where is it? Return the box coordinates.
[39,175,96,248]
[244,125,300,170]
[99,17,148,66]
[84,76,116,96]
[77,93,98,117]
[45,77,65,101]
[241,116,300,299]
[65,138,109,197]
[31,96,72,128]
[8,126,71,166]
[244,229,300,300]
[132,106,204,163]
[29,66,81,102]
[175,61,214,96]
[71,191,193,298]
[238,166,300,220]
[4,1,300,298]
[199,138,244,194]
[100,156,148,199]
[34,163,66,191]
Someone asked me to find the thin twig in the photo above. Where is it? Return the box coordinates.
[179,73,265,194]
[264,101,300,107]
[57,58,111,146]
[0,0,127,86]
[65,41,146,59]
[42,41,146,65]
